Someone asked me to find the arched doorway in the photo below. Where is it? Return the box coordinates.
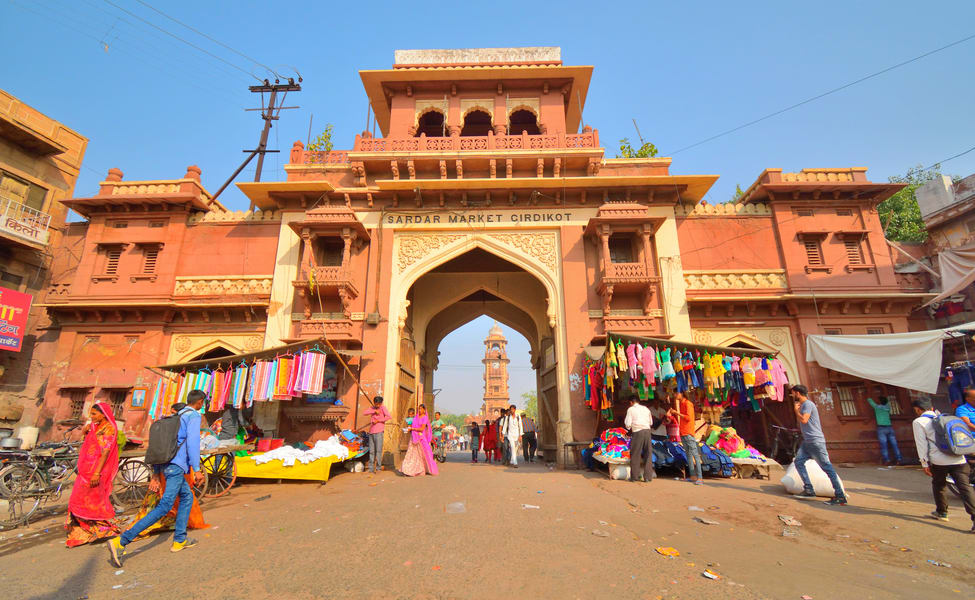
[461,109,492,136]
[385,234,570,464]
[189,346,236,362]
[509,109,540,135]
[416,110,446,137]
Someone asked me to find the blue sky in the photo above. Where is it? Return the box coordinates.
[4,1,974,413]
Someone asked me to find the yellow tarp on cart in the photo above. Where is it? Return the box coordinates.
[235,453,338,483]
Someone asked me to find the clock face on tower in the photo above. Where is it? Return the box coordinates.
[493,361,499,368]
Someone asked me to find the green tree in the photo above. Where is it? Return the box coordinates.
[521,390,538,421]
[731,184,745,202]
[879,164,954,243]
[617,138,658,159]
[306,124,334,153]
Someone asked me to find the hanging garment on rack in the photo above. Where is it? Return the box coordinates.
[641,345,657,385]
[626,343,639,379]
[659,347,675,380]
[616,340,628,374]
[769,358,789,403]
[231,365,248,409]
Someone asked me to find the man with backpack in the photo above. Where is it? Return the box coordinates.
[109,390,207,566]
[911,397,975,532]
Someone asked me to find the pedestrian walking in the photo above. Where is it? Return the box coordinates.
[675,392,703,485]
[363,395,391,473]
[521,414,538,462]
[469,422,481,463]
[791,385,848,506]
[501,405,523,468]
[867,391,902,465]
[65,402,121,547]
[911,397,975,531]
[480,420,497,464]
[624,395,655,483]
[109,390,207,567]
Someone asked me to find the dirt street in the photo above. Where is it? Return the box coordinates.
[1,453,973,600]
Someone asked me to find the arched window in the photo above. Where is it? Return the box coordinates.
[461,110,492,136]
[509,109,540,135]
[416,110,446,137]
[190,346,236,362]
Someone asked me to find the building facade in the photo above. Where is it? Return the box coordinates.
[0,90,87,436]
[480,323,510,419]
[34,48,928,463]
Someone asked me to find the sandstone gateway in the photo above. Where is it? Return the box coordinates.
[31,48,928,465]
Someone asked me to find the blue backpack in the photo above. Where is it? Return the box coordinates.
[923,414,975,456]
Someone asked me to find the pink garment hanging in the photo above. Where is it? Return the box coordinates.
[769,358,789,402]
[641,345,657,384]
[626,343,639,379]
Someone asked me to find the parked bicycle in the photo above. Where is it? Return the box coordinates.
[0,447,78,529]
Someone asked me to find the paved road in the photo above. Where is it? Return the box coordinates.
[2,452,973,599]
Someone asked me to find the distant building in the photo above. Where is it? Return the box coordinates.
[0,90,87,435]
[480,323,510,419]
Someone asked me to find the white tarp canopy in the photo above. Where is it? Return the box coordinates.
[923,240,975,307]
[805,329,959,394]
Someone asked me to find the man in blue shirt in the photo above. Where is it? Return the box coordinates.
[956,388,975,485]
[791,385,848,506]
[110,390,206,567]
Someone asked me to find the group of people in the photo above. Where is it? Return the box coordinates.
[467,406,538,467]
[61,389,246,565]
[623,390,702,484]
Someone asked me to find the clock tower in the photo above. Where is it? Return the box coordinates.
[481,322,510,418]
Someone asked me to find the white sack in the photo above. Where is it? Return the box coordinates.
[805,330,944,393]
[924,240,975,307]
[780,461,846,498]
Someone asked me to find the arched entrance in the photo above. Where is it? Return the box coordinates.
[461,109,492,136]
[385,232,570,463]
[416,109,446,137]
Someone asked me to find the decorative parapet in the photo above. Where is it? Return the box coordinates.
[684,269,788,290]
[781,168,865,183]
[676,202,770,217]
[173,275,273,296]
[188,210,279,224]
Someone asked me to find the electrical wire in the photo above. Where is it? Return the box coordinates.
[924,144,975,171]
[101,0,263,82]
[667,31,975,156]
[133,0,283,79]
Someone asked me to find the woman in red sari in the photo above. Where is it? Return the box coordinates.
[480,419,498,464]
[65,402,121,547]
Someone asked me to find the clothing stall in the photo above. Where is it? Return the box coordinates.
[583,332,785,480]
[149,338,366,484]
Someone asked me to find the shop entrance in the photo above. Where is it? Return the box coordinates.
[385,234,571,464]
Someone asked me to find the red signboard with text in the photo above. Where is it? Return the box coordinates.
[0,288,32,352]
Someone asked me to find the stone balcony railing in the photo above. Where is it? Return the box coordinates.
[603,262,650,282]
[295,129,600,164]
[174,276,273,296]
[293,318,354,340]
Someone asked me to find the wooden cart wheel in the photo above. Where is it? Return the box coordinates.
[192,468,208,501]
[111,458,152,510]
[201,453,237,498]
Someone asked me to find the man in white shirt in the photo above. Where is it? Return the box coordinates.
[624,395,655,483]
[501,405,524,468]
[911,397,975,532]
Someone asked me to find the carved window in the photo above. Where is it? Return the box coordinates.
[844,239,864,265]
[314,237,344,266]
[461,110,492,136]
[0,270,23,289]
[835,209,853,216]
[0,170,47,211]
[142,247,160,273]
[67,389,88,419]
[149,221,165,228]
[836,384,862,418]
[107,389,127,417]
[609,234,635,263]
[823,328,842,335]
[795,208,814,218]
[509,109,539,135]
[104,248,122,275]
[803,239,824,266]
[111,221,128,229]
[866,327,885,335]
[416,110,446,137]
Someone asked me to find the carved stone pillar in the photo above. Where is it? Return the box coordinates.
[448,125,461,137]
[493,124,507,136]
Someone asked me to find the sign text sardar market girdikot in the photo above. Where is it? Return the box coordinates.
[385,212,574,225]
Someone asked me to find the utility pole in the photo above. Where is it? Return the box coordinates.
[212,77,301,209]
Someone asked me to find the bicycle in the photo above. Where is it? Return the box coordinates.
[0,448,78,529]
[433,438,447,463]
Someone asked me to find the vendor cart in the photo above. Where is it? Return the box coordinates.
[111,444,251,509]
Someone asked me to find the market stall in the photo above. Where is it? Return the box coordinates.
[148,338,370,485]
[583,332,784,479]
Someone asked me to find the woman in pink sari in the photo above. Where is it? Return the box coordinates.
[65,402,121,547]
[400,404,439,477]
